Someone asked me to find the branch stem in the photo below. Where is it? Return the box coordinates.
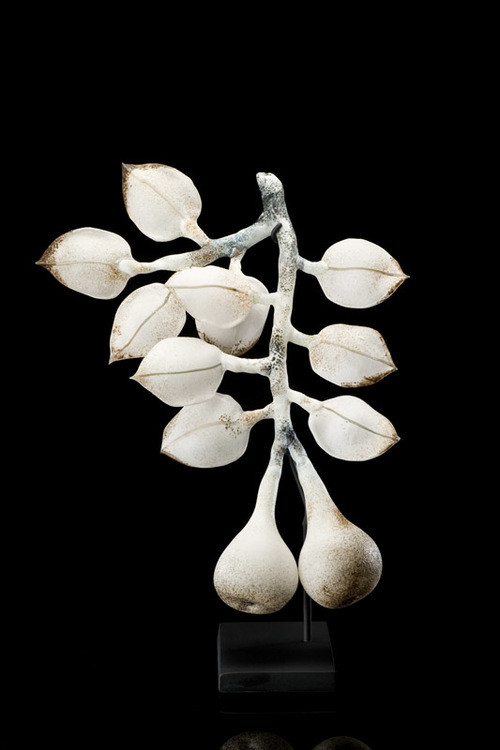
[243,403,275,427]
[289,326,314,348]
[298,256,327,276]
[288,388,321,412]
[255,172,300,458]
[120,216,276,278]
[221,352,271,376]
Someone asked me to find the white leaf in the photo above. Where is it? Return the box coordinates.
[122,163,207,244]
[36,228,132,299]
[195,275,270,355]
[309,323,396,387]
[161,393,251,467]
[109,283,186,362]
[132,336,224,406]
[309,395,399,461]
[166,266,257,329]
[318,238,408,308]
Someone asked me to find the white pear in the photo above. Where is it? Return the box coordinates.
[294,456,382,609]
[214,464,298,614]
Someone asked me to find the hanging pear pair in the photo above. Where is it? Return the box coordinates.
[214,455,382,614]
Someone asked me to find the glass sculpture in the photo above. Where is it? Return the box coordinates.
[37,164,407,618]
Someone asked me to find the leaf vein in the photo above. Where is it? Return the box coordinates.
[114,291,172,355]
[319,340,392,367]
[326,266,404,277]
[164,419,232,449]
[38,260,118,268]
[169,283,245,294]
[138,363,223,377]
[322,405,396,441]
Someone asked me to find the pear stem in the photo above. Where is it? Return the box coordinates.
[287,451,313,643]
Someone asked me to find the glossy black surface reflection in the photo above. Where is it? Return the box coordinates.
[220,731,371,749]
[221,731,294,749]
[218,621,335,693]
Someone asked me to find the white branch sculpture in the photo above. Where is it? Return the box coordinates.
[37,164,407,617]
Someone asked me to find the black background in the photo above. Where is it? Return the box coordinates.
[3,25,463,749]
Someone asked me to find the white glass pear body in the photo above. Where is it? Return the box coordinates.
[295,456,382,609]
[214,464,298,614]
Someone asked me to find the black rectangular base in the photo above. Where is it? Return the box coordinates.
[217,621,335,693]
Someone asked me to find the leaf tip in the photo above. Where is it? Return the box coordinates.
[384,358,397,375]
[35,248,52,267]
[160,443,176,459]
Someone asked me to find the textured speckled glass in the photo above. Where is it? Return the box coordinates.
[37,164,407,616]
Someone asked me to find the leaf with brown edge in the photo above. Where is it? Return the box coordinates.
[36,227,133,299]
[132,336,224,407]
[317,238,408,308]
[122,163,208,245]
[166,266,258,329]
[161,393,252,468]
[109,283,186,363]
[195,274,270,355]
[309,395,399,461]
[308,323,396,387]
